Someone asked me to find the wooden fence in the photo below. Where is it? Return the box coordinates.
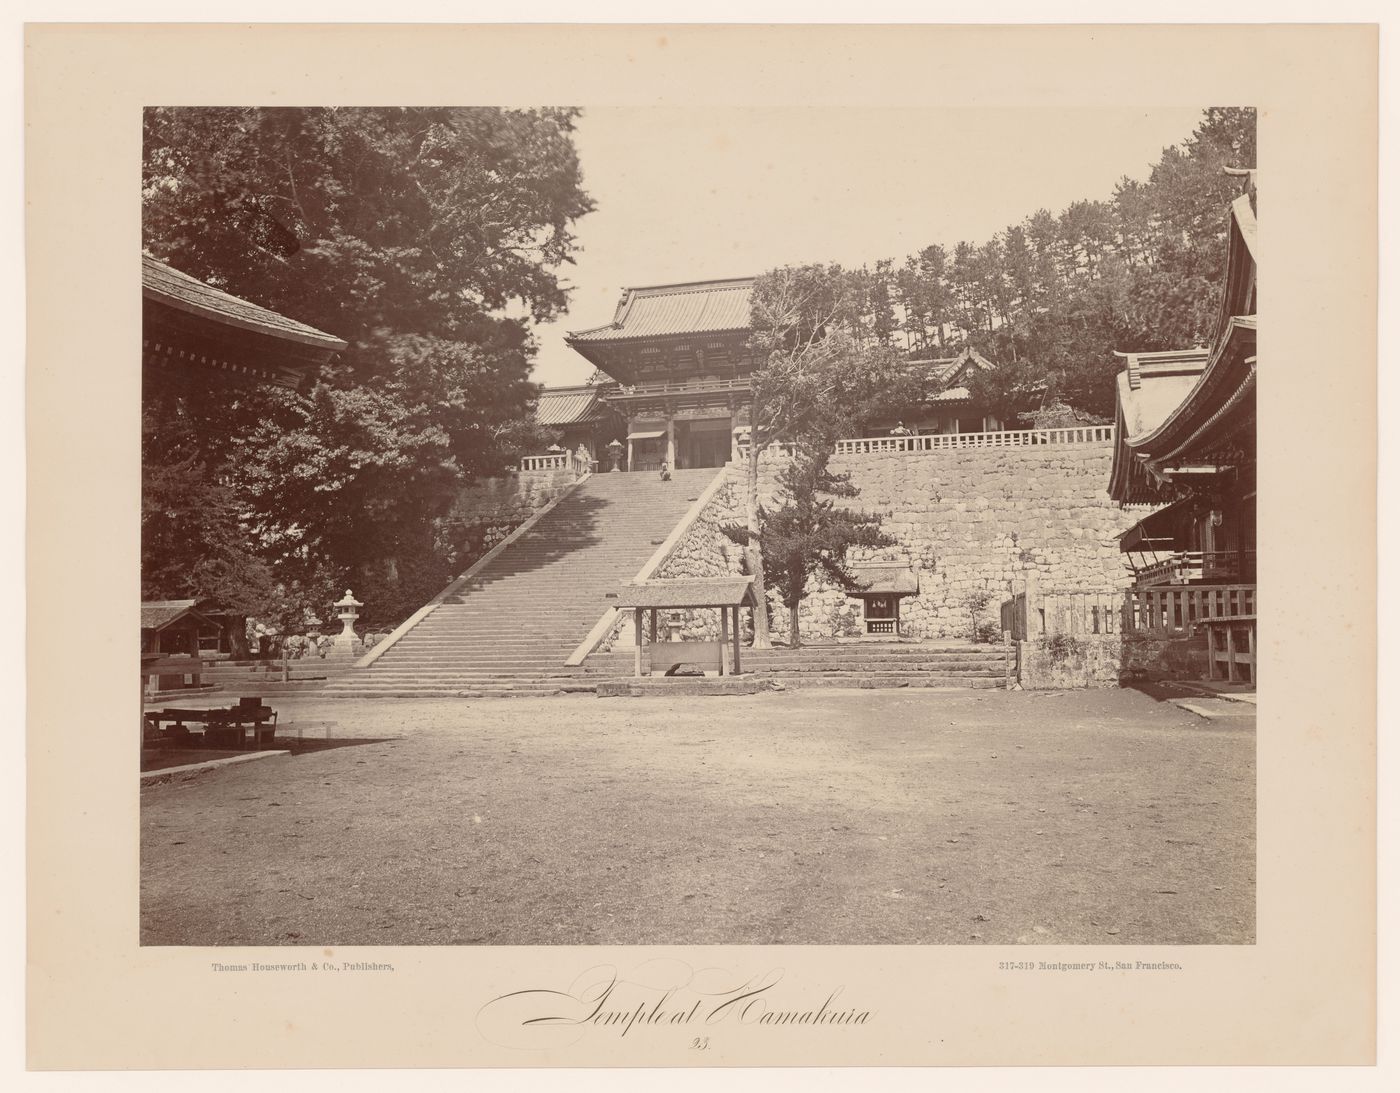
[1004,578,1257,641]
[1001,584,1123,641]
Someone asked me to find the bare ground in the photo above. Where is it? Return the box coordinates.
[140,688,1255,946]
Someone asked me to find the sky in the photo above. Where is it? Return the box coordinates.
[528,105,1210,387]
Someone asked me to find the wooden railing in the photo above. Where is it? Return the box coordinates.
[734,440,798,459]
[519,452,569,472]
[1124,584,1256,636]
[609,376,753,398]
[833,425,1114,455]
[1134,550,1255,587]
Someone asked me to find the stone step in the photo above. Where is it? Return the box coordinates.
[320,685,597,699]
[745,646,1004,659]
[386,636,580,647]
[758,674,1003,690]
[327,674,590,682]
[343,672,584,683]
[747,644,1000,657]
[386,637,578,648]
[754,667,1003,678]
[197,681,335,696]
[751,664,1004,676]
[747,658,1003,669]
[370,653,579,663]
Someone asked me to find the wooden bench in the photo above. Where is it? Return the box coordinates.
[144,699,279,749]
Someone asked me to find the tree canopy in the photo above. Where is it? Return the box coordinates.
[142,107,594,628]
[827,108,1257,422]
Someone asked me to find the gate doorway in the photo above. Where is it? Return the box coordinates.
[679,418,732,468]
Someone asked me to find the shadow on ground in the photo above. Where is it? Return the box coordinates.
[140,736,400,772]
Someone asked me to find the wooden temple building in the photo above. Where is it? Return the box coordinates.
[563,277,759,471]
[531,383,624,469]
[144,255,346,393]
[871,347,1005,436]
[142,255,347,674]
[1109,179,1257,683]
[547,278,1007,470]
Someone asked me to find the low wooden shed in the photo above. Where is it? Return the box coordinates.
[614,577,758,678]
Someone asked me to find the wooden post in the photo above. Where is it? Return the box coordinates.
[649,608,658,644]
[719,605,730,676]
[1024,570,1043,638]
[666,416,677,469]
[732,606,742,675]
[627,435,634,472]
[633,608,643,678]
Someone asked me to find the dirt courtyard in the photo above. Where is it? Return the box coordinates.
[140,688,1254,946]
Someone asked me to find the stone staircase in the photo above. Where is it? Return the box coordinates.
[323,468,720,698]
[740,640,1007,689]
[193,658,357,698]
[575,640,1007,690]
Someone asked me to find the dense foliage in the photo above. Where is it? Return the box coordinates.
[142,107,593,629]
[841,108,1257,421]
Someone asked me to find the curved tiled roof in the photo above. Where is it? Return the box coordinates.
[1113,352,1211,442]
[536,385,605,426]
[848,566,919,595]
[140,599,201,630]
[567,278,755,343]
[143,255,348,351]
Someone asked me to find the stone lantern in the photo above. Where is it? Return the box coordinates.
[607,438,624,472]
[332,589,364,655]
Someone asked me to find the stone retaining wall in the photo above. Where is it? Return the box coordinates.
[448,466,578,528]
[444,466,580,570]
[1017,635,1124,689]
[1119,632,1210,682]
[658,443,1139,643]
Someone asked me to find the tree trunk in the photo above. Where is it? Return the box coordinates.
[225,615,251,660]
[745,443,772,649]
[788,598,801,649]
